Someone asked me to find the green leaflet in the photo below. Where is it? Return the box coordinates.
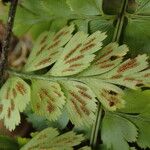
[27,108,69,130]
[66,0,103,15]
[135,0,150,15]
[125,0,150,56]
[0,77,30,131]
[49,30,107,76]
[24,25,74,72]
[119,89,150,114]
[12,0,103,38]
[132,115,150,148]
[60,81,97,127]
[0,135,19,150]
[119,113,150,149]
[20,127,84,150]
[31,80,65,121]
[13,0,73,37]
[101,113,138,150]
[124,17,150,56]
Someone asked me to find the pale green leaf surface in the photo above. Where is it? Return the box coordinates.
[84,79,124,111]
[21,127,84,150]
[99,54,149,89]
[80,42,129,76]
[101,113,138,150]
[60,80,97,127]
[24,25,74,72]
[49,31,107,76]
[0,77,30,131]
[31,80,66,121]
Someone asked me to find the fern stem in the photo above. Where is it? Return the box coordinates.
[7,69,79,82]
[112,0,128,42]
[90,102,102,149]
[0,0,18,86]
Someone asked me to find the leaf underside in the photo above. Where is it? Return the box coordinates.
[0,77,30,131]
[0,25,150,134]
[20,127,85,150]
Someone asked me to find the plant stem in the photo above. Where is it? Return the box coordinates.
[112,0,128,42]
[0,0,18,87]
[90,102,102,149]
[7,68,79,82]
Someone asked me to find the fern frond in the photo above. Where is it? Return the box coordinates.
[1,26,150,131]
[20,127,85,150]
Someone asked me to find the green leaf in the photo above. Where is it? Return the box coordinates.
[135,0,150,15]
[20,127,84,150]
[47,109,69,130]
[119,89,150,114]
[72,19,89,33]
[121,114,150,149]
[26,112,49,130]
[0,77,30,131]
[60,80,97,127]
[31,79,65,121]
[14,0,73,37]
[134,116,150,148]
[42,0,73,17]
[124,17,150,56]
[24,25,74,72]
[0,135,19,150]
[49,18,68,32]
[17,137,30,148]
[66,0,103,15]
[89,17,115,45]
[101,113,138,150]
[27,108,69,130]
[49,30,107,76]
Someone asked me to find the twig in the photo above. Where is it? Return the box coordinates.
[0,0,18,86]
